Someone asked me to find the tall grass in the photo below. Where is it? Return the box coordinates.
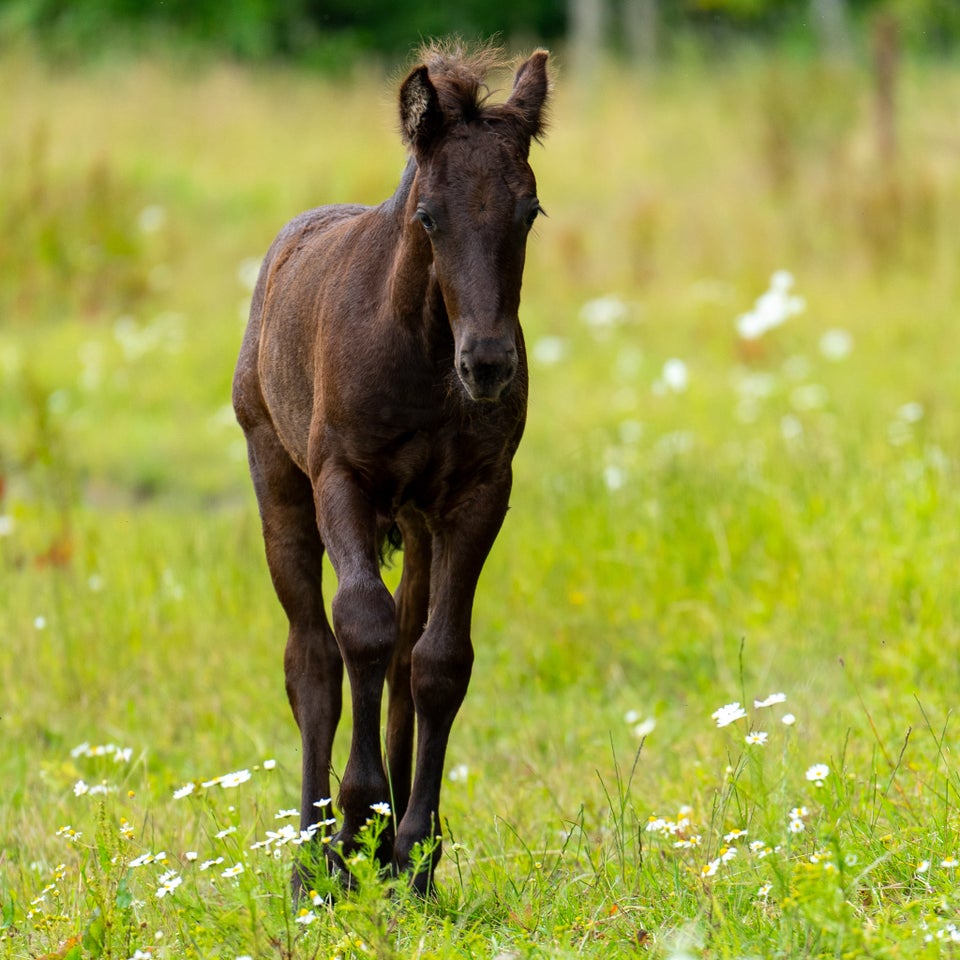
[2,43,959,958]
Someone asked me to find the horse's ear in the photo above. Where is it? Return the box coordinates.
[399,65,443,153]
[507,50,549,141]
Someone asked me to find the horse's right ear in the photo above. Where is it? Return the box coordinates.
[399,65,443,154]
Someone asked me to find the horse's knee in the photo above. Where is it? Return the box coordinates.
[331,577,397,671]
[410,636,474,716]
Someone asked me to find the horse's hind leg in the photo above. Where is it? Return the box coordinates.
[243,420,343,886]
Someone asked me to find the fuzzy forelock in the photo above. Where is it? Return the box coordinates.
[415,39,536,130]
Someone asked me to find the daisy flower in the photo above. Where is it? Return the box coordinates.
[218,770,252,789]
[173,783,195,800]
[221,863,244,878]
[156,872,182,898]
[805,763,829,786]
[745,731,768,746]
[711,702,747,728]
[754,693,786,708]
[370,801,391,817]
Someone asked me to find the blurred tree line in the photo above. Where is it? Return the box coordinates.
[0,0,956,64]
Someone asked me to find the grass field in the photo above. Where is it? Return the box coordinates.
[2,40,960,958]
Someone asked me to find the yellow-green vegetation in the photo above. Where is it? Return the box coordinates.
[2,43,959,958]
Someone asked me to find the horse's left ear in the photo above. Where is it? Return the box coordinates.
[507,50,549,142]
[399,64,444,154]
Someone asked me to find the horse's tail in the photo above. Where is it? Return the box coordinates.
[378,521,404,568]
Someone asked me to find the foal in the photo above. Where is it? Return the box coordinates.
[233,44,549,893]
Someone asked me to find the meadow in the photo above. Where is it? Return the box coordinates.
[1,39,960,959]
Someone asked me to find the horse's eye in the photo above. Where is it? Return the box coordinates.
[416,209,436,232]
[525,203,543,229]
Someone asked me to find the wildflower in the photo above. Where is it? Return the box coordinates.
[215,826,237,839]
[701,858,720,878]
[673,835,702,849]
[724,829,748,843]
[262,758,277,770]
[138,205,167,234]
[941,857,959,869]
[199,857,224,871]
[916,860,930,875]
[370,801,391,817]
[819,329,853,361]
[789,806,809,819]
[581,295,628,333]
[218,770,252,789]
[603,465,626,491]
[275,808,299,819]
[720,846,738,863]
[34,616,47,630]
[119,818,135,840]
[735,270,805,341]
[222,863,244,878]
[0,515,14,537]
[532,336,567,365]
[712,702,747,728]
[754,693,786,708]
[184,851,198,861]
[74,780,89,796]
[294,908,318,925]
[782,713,796,726]
[173,782,195,800]
[788,819,805,834]
[658,358,689,394]
[757,882,772,900]
[750,840,773,858]
[633,718,656,738]
[448,764,469,782]
[55,825,81,842]
[899,402,924,423]
[805,763,829,786]
[312,797,332,809]
[745,731,768,746]
[156,872,182,898]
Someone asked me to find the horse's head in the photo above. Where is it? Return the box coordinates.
[399,46,549,402]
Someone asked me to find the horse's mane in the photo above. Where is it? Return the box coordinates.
[416,40,530,129]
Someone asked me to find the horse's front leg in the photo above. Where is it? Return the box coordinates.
[393,479,512,894]
[315,465,396,867]
[386,512,432,824]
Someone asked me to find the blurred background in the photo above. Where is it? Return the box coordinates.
[0,0,958,66]
[1,0,958,711]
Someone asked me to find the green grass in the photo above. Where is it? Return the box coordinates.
[2,43,960,958]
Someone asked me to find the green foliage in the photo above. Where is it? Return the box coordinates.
[1,0,959,61]
[2,45,960,958]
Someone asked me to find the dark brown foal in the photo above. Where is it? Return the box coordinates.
[232,42,549,894]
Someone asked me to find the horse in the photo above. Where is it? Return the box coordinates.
[232,42,549,894]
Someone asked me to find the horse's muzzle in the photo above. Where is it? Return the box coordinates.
[456,336,518,402]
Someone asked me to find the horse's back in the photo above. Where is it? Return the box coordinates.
[233,202,369,471]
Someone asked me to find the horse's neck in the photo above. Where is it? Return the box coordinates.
[386,157,418,217]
